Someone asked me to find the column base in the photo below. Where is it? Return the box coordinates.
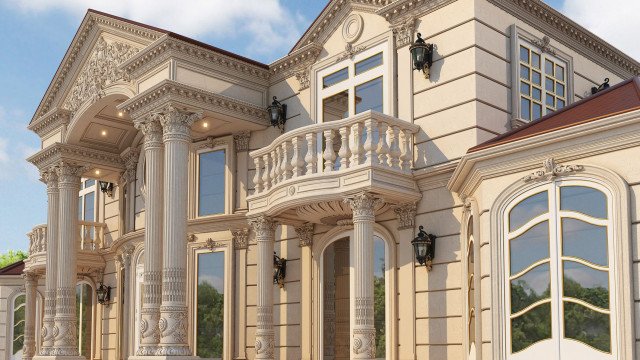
[33,356,85,360]
[130,356,198,360]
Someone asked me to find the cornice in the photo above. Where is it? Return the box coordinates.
[27,142,125,172]
[268,43,323,86]
[377,0,457,24]
[121,35,270,84]
[117,80,268,125]
[32,11,162,123]
[28,108,71,138]
[487,0,640,78]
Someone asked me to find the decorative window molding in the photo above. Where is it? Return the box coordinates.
[8,292,26,360]
[190,136,233,219]
[522,158,584,183]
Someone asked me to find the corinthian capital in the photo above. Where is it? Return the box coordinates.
[231,228,250,249]
[294,223,314,247]
[249,215,277,242]
[54,162,86,185]
[159,105,203,142]
[134,115,163,149]
[344,192,384,222]
[393,202,417,230]
[39,167,58,192]
[233,131,251,152]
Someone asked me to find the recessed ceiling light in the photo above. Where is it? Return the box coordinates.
[101,130,107,136]
[95,170,101,175]
[203,122,209,128]
[118,111,123,117]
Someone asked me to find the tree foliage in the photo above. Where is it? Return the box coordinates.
[0,250,28,269]
[197,282,224,359]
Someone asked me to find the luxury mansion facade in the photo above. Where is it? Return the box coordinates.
[1,0,640,359]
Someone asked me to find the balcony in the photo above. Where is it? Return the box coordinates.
[24,221,107,272]
[247,111,421,222]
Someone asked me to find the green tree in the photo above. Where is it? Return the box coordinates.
[196,282,224,358]
[0,250,28,269]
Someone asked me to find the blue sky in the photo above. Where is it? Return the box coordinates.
[0,0,636,252]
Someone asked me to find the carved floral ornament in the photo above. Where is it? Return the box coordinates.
[391,17,417,48]
[522,158,584,182]
[393,202,417,230]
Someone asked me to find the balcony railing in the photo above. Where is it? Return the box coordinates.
[27,221,107,255]
[250,111,420,196]
[28,224,47,255]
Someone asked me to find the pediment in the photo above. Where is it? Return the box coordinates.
[31,10,163,124]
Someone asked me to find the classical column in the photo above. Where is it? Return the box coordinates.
[157,106,202,356]
[232,228,249,360]
[249,216,278,360]
[345,192,383,360]
[23,272,39,360]
[38,168,58,356]
[233,132,250,211]
[133,115,165,356]
[53,162,84,357]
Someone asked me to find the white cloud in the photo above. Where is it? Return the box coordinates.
[3,0,308,60]
[0,106,41,181]
[561,0,640,61]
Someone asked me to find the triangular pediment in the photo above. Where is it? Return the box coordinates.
[31,10,164,124]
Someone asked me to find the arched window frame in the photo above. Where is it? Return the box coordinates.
[489,167,634,360]
[7,290,26,360]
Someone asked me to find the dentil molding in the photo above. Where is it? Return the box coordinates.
[28,108,71,138]
[269,43,322,90]
[28,142,125,172]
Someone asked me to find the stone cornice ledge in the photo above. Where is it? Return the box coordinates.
[448,109,640,196]
[487,0,640,77]
[28,108,71,138]
[117,79,269,125]
[27,142,125,171]
[269,43,323,84]
[120,35,270,83]
[377,0,457,24]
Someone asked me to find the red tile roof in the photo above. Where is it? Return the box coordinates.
[469,77,640,152]
[0,260,25,276]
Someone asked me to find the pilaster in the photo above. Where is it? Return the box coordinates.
[233,132,251,211]
[295,223,314,360]
[23,272,39,360]
[232,228,249,360]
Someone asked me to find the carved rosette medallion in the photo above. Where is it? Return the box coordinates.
[393,202,417,230]
[522,158,584,183]
[342,14,364,44]
[294,223,314,247]
[232,228,250,250]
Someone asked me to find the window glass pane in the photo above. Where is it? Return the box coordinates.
[373,237,386,358]
[562,218,608,266]
[84,192,95,222]
[560,186,607,219]
[511,263,550,313]
[355,77,383,114]
[197,251,225,358]
[532,71,541,85]
[557,99,565,109]
[12,295,25,359]
[520,65,530,80]
[76,283,93,356]
[355,53,383,75]
[84,179,95,188]
[563,302,611,353]
[546,94,555,108]
[520,98,530,120]
[532,87,541,101]
[323,67,348,88]
[520,82,530,96]
[545,59,554,75]
[509,191,548,231]
[545,77,554,92]
[198,150,226,216]
[511,302,552,353]
[323,91,349,122]
[510,221,550,275]
[532,52,541,69]
[78,196,83,220]
[532,103,542,120]
[563,261,609,309]
[520,46,529,63]
[556,65,565,81]
[556,83,565,97]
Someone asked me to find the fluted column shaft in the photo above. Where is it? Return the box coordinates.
[23,272,39,360]
[250,216,278,360]
[39,169,58,355]
[345,193,383,360]
[53,163,84,357]
[157,107,201,356]
[134,116,165,356]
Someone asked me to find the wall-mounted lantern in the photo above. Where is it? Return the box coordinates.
[591,78,610,95]
[273,252,287,288]
[412,225,437,271]
[409,33,434,79]
[267,96,287,133]
[99,181,114,197]
[96,282,111,305]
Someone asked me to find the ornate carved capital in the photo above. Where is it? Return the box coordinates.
[391,17,417,48]
[231,228,250,250]
[522,158,584,183]
[249,215,278,242]
[116,244,135,269]
[54,162,85,186]
[233,131,251,152]
[393,202,417,230]
[159,105,203,142]
[135,115,164,149]
[294,223,314,247]
[295,69,311,91]
[22,272,39,284]
[40,167,59,193]
[344,192,384,222]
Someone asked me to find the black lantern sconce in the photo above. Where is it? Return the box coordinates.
[273,252,287,288]
[99,181,114,197]
[591,78,610,95]
[96,282,111,305]
[409,33,434,79]
[411,225,437,271]
[267,96,287,133]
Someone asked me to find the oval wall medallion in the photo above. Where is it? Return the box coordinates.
[342,14,364,44]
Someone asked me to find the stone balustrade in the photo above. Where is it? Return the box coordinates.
[28,224,47,255]
[250,111,419,196]
[79,220,107,250]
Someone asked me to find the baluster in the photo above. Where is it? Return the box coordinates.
[253,156,264,193]
[282,142,293,180]
[338,126,351,169]
[262,153,271,190]
[389,125,401,169]
[270,151,278,188]
[350,122,364,166]
[323,129,336,172]
[305,132,317,175]
[400,129,411,171]
[377,121,389,165]
[363,118,378,165]
[291,136,304,178]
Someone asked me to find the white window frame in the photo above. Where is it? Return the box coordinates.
[510,25,574,126]
[75,280,96,359]
[190,137,233,219]
[78,179,98,222]
[7,291,26,360]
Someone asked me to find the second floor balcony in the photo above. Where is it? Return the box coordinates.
[247,111,421,220]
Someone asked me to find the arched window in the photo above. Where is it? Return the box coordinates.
[76,282,94,357]
[504,180,617,359]
[9,293,26,360]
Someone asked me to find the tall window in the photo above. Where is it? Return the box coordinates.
[373,237,386,359]
[504,181,616,359]
[518,41,567,122]
[10,293,26,360]
[76,283,93,357]
[195,251,225,359]
[317,45,387,123]
[78,179,96,222]
[198,150,226,217]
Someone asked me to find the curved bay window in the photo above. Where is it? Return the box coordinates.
[504,181,616,359]
[76,282,94,357]
[9,293,26,360]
